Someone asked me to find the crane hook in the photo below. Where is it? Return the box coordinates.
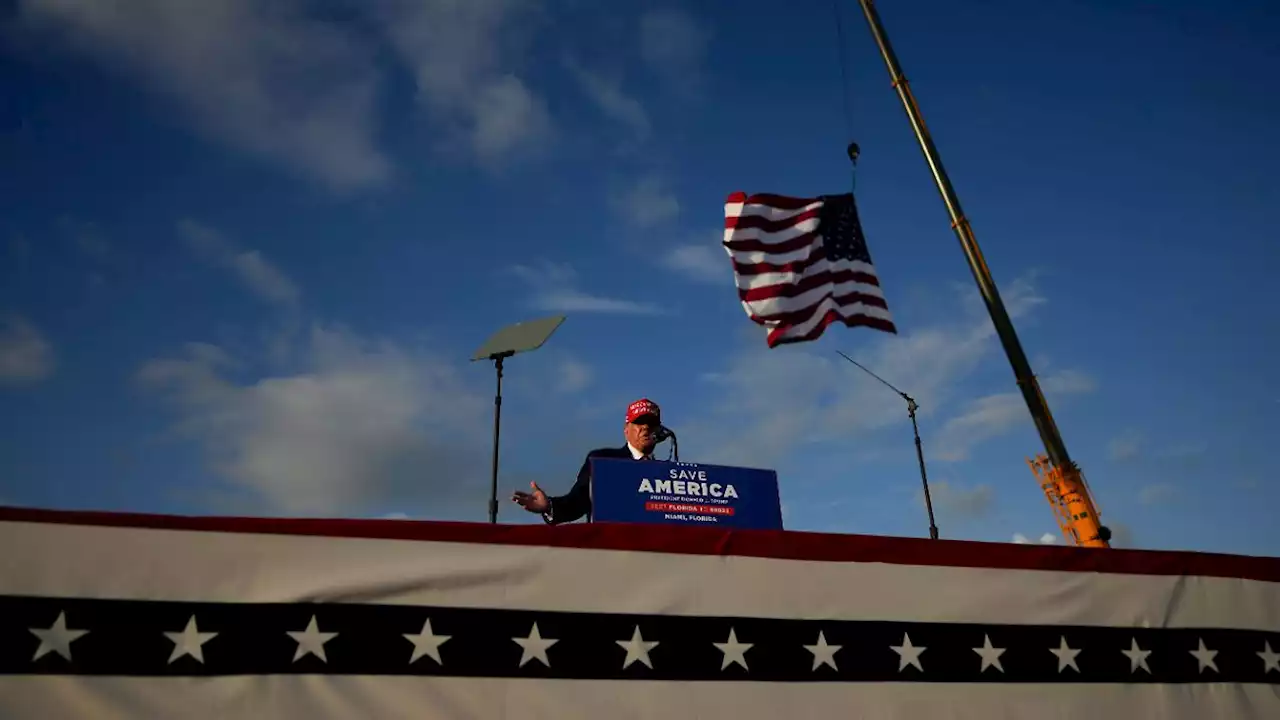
[846,141,860,164]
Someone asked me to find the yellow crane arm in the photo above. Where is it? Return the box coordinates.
[1028,455,1112,548]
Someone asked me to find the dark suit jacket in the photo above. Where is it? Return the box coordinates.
[544,445,639,525]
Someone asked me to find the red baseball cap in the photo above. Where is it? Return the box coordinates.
[626,398,661,424]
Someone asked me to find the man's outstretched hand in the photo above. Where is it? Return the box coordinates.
[511,481,549,514]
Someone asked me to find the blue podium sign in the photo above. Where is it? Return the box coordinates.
[590,458,783,530]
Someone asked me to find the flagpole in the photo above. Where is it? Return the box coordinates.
[852,2,1082,485]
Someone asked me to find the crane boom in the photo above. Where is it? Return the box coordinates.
[853,0,1112,546]
[1028,455,1111,547]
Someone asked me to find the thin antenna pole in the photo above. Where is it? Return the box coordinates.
[852,0,1076,474]
[837,351,939,540]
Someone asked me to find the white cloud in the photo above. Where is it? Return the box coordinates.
[137,324,490,516]
[536,293,659,315]
[984,273,1048,320]
[1139,482,1176,506]
[930,368,1095,462]
[930,394,1026,461]
[1109,432,1205,468]
[468,73,552,162]
[373,0,551,165]
[1108,431,1141,461]
[18,0,558,186]
[928,481,994,519]
[18,0,389,190]
[139,223,598,518]
[1108,521,1135,548]
[230,251,300,308]
[556,357,593,393]
[662,237,727,284]
[638,8,705,89]
[1042,369,1097,395]
[564,57,650,143]
[686,272,1066,469]
[179,219,300,309]
[0,316,55,386]
[611,176,680,227]
[510,261,661,315]
[1012,532,1059,545]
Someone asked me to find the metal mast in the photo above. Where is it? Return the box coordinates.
[852,0,1109,546]
[836,351,939,540]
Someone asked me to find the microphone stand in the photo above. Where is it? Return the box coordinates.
[656,427,679,462]
[836,351,940,540]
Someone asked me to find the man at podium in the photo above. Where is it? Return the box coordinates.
[512,398,662,524]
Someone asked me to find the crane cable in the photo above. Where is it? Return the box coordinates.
[830,0,859,190]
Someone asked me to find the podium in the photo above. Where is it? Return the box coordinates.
[590,458,783,530]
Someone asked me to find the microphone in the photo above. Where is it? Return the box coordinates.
[653,425,678,462]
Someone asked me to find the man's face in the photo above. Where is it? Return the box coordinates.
[625,415,659,453]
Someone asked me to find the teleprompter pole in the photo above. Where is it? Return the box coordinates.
[853,0,1076,475]
[472,315,565,524]
[487,351,513,524]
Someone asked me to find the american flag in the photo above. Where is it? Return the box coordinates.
[723,191,897,347]
[2,505,1279,718]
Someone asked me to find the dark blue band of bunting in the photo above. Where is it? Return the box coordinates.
[2,595,1277,683]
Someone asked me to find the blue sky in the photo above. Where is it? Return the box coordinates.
[1,0,1277,556]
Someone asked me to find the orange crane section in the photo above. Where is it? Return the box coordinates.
[1027,456,1111,548]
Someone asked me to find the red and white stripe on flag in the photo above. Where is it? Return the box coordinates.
[1,506,1279,719]
[723,191,897,347]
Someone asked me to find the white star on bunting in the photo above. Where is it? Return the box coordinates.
[513,622,558,667]
[1050,636,1081,673]
[713,627,752,670]
[616,625,659,669]
[1259,641,1280,674]
[1189,638,1218,673]
[972,634,1005,673]
[403,618,450,665]
[29,611,88,662]
[287,615,338,663]
[890,632,925,672]
[804,631,841,671]
[1122,638,1151,674]
[164,615,217,664]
